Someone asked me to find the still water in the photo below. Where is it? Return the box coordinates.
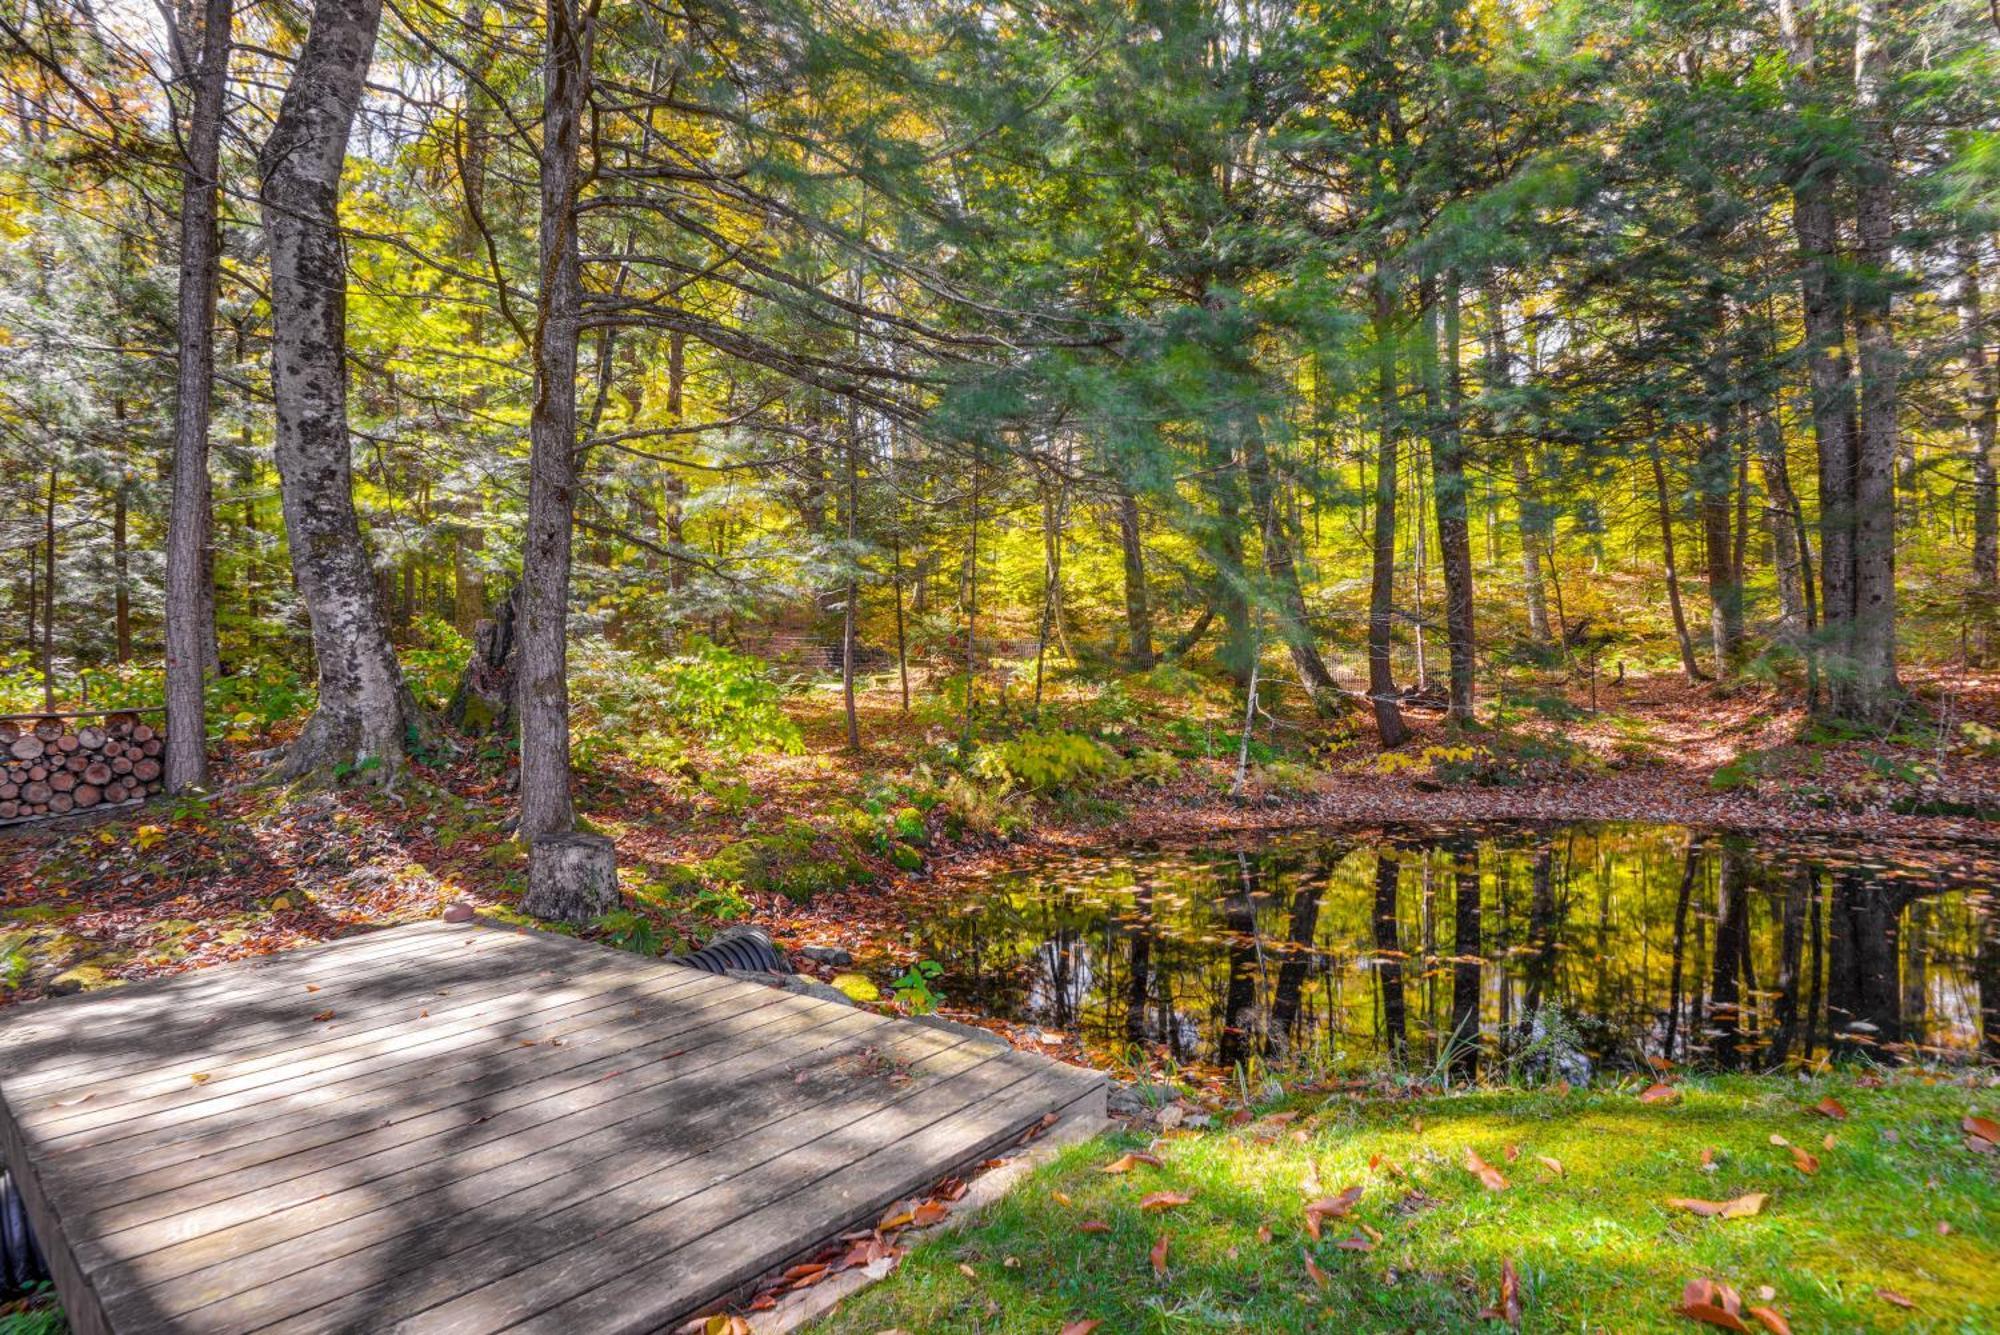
[913,824,2000,1076]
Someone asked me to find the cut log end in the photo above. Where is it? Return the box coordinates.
[522,832,620,926]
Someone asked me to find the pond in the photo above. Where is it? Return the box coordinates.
[910,823,2000,1077]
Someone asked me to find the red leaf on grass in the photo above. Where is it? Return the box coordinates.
[1099,1152,1163,1174]
[1478,1259,1523,1329]
[1139,1191,1193,1211]
[1790,1146,1818,1175]
[1875,1289,1916,1310]
[1464,1147,1509,1191]
[1962,1114,1999,1146]
[1078,1220,1111,1234]
[1747,1306,1792,1335]
[1641,1083,1680,1104]
[1812,1097,1849,1121]
[1059,1323,1102,1335]
[1303,1251,1331,1289]
[1149,1234,1169,1277]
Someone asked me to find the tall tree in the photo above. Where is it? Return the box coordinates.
[257,0,417,782]
[162,0,232,792]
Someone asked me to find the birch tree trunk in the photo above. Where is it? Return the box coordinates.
[257,0,416,783]
[163,0,231,792]
[518,0,587,843]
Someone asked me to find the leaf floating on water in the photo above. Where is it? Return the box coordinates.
[1099,1152,1163,1174]
[1641,1083,1681,1105]
[1139,1190,1193,1211]
[1149,1233,1169,1278]
[1464,1147,1509,1191]
[1478,1258,1523,1329]
[1812,1096,1849,1121]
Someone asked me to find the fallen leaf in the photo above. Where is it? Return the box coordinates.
[1335,1231,1375,1252]
[189,1073,210,1086]
[1821,1133,1835,1151]
[1666,1194,1767,1219]
[1304,1185,1363,1222]
[311,1009,335,1022]
[1681,1304,1752,1332]
[1139,1191,1193,1211]
[1790,1146,1818,1175]
[1256,1224,1273,1244]
[1149,1234,1169,1277]
[1937,1220,1952,1236]
[1303,1251,1330,1289]
[1812,1096,1849,1121]
[1464,1147,1509,1191]
[1059,1322,1103,1335]
[1052,1191,1071,1206]
[1679,1278,1751,1331]
[911,1200,949,1227]
[1963,1114,2000,1145]
[1478,1258,1523,1329]
[1875,1289,1915,1310]
[1702,1146,1719,1167]
[1537,1155,1565,1177]
[1099,1152,1163,1174]
[1747,1306,1792,1335]
[1641,1083,1680,1104]
[1078,1220,1110,1234]
[1504,1143,1521,1162]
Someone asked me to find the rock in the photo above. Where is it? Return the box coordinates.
[1108,1080,1182,1118]
[48,962,120,996]
[442,902,475,924]
[724,970,860,1009]
[798,944,853,967]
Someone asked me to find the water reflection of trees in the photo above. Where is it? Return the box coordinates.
[913,826,1997,1074]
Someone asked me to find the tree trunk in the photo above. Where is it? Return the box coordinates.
[164,0,230,788]
[521,832,619,925]
[1244,424,1338,702]
[1483,290,1549,647]
[1841,0,1902,724]
[1369,272,1409,746]
[41,468,55,712]
[1117,484,1154,668]
[1700,302,1744,673]
[1959,237,1997,659]
[258,0,416,783]
[1650,441,1704,682]
[1425,273,1476,722]
[518,0,586,843]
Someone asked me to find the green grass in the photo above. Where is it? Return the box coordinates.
[817,1074,2000,1333]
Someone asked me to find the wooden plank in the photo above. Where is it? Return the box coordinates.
[0,925,515,1095]
[0,923,1108,1335]
[527,1069,1108,1333]
[394,1049,1059,1335]
[68,962,776,1212]
[0,1068,114,1335]
[79,986,851,1241]
[172,1028,1003,1332]
[29,941,714,1151]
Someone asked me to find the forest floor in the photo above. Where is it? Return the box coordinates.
[6,664,2000,1012]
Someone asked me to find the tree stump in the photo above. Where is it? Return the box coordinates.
[522,832,619,925]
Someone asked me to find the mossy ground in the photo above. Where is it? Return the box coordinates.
[817,1072,2000,1333]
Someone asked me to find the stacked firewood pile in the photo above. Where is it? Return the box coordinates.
[0,713,165,823]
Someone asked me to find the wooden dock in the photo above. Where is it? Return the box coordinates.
[0,920,1106,1333]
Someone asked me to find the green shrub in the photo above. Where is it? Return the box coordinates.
[696,819,872,903]
[571,636,803,768]
[971,729,1124,795]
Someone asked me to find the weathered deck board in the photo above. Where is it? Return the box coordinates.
[0,919,1106,1333]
